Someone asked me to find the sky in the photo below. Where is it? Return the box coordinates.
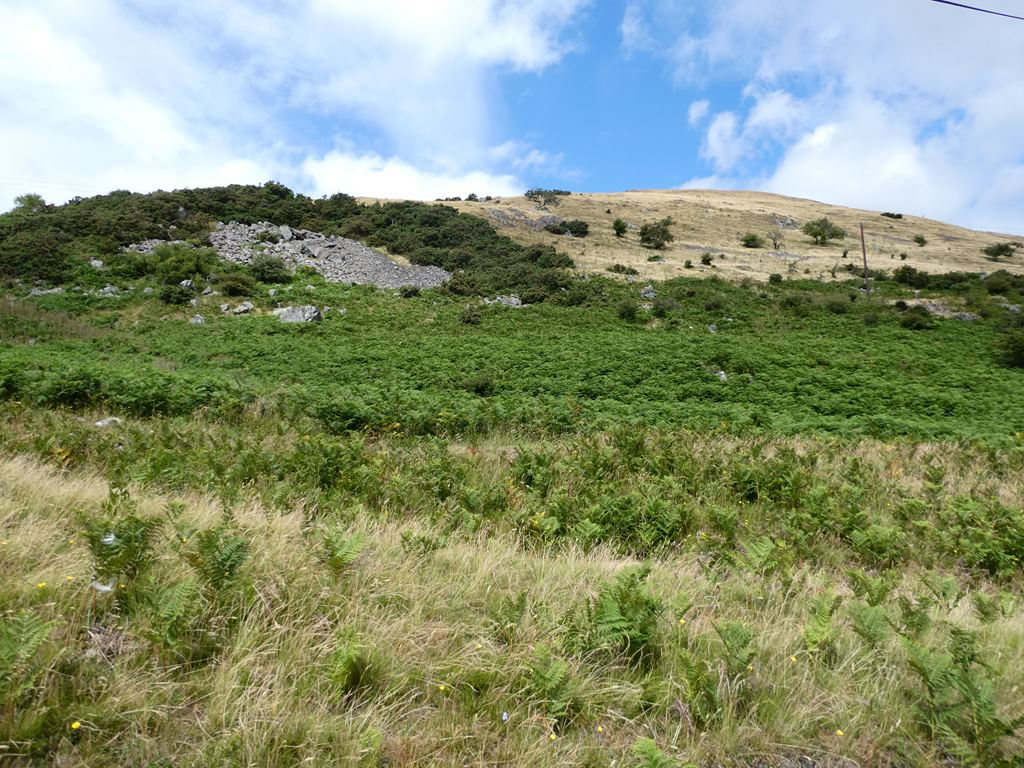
[1,0,1022,232]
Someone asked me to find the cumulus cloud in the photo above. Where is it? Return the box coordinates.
[0,0,588,209]
[660,0,1024,231]
[302,151,521,200]
[687,99,710,126]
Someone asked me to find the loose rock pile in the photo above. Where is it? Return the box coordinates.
[211,222,451,290]
[125,222,451,290]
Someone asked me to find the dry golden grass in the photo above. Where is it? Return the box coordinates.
[2,453,1022,767]
[366,189,1024,284]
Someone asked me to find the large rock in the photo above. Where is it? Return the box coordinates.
[232,301,255,315]
[272,305,322,323]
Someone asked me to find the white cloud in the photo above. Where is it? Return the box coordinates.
[664,0,1024,231]
[0,0,588,210]
[687,100,710,126]
[701,112,742,172]
[302,151,521,200]
[620,2,650,54]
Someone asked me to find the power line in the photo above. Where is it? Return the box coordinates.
[929,0,1024,21]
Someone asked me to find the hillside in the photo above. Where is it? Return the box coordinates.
[431,189,1024,283]
[2,183,1024,767]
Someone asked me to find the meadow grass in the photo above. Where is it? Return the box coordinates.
[2,252,1024,765]
[1,407,1023,766]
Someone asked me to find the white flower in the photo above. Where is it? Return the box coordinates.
[101,533,117,546]
[91,579,115,593]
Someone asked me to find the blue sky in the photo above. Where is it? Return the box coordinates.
[1,0,1022,232]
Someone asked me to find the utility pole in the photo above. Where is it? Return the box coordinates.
[860,223,870,294]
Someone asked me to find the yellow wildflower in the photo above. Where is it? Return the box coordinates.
[548,733,557,742]
[835,729,844,737]
[596,725,604,734]
[789,655,797,662]
[437,684,446,692]
[36,582,47,589]
[70,721,81,730]
[66,575,74,582]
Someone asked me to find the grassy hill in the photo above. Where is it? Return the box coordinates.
[1,183,1023,766]
[429,189,1024,283]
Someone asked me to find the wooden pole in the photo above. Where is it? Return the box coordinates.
[860,223,870,293]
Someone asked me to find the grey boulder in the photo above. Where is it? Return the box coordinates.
[272,305,322,323]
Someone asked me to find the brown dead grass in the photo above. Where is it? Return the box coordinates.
[364,189,1024,284]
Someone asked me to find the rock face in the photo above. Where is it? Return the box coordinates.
[232,301,254,315]
[272,305,322,323]
[206,221,451,290]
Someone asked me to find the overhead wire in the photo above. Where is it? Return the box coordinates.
[928,0,1024,21]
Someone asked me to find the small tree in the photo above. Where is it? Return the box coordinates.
[914,235,927,247]
[524,188,569,210]
[768,230,785,250]
[982,242,1019,262]
[613,218,628,238]
[802,218,847,245]
[639,218,674,250]
[741,233,765,248]
[13,193,47,213]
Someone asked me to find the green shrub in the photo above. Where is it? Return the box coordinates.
[158,285,193,305]
[825,298,849,315]
[741,233,765,248]
[652,297,679,318]
[461,305,481,325]
[998,329,1024,367]
[684,260,693,269]
[914,235,927,247]
[768,273,783,284]
[894,265,929,288]
[639,218,674,250]
[249,254,290,283]
[214,273,257,296]
[608,263,639,276]
[900,307,933,330]
[802,218,847,245]
[613,218,628,237]
[617,299,640,321]
[398,285,421,298]
[982,242,1018,262]
[152,244,220,283]
[461,375,495,397]
[881,212,903,219]
[700,253,714,266]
